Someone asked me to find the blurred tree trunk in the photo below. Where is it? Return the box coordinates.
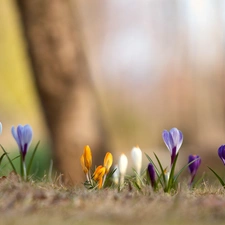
[16,0,108,184]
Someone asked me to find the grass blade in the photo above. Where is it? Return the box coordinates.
[0,153,7,165]
[167,153,179,192]
[154,152,166,187]
[27,141,40,176]
[208,166,225,187]
[145,153,160,175]
[173,157,199,184]
[1,155,20,169]
[0,144,17,173]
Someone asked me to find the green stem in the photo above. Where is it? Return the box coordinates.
[23,160,27,181]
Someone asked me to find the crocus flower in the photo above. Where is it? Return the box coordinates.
[188,155,201,186]
[162,128,183,166]
[147,163,156,188]
[0,122,2,135]
[83,145,92,171]
[80,145,93,183]
[131,146,142,175]
[118,153,128,187]
[11,125,33,161]
[80,145,92,173]
[93,165,106,189]
[218,145,225,165]
[104,152,113,174]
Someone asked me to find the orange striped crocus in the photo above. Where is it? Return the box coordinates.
[93,165,106,189]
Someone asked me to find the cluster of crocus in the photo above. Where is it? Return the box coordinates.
[80,145,113,189]
[146,127,202,192]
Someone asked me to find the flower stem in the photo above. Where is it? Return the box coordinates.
[23,161,27,181]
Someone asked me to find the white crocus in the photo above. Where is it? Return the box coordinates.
[0,122,2,135]
[118,153,128,187]
[131,146,142,175]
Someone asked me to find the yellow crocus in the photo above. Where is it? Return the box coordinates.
[103,152,113,174]
[83,145,92,171]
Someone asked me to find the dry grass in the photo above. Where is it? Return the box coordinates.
[0,173,225,225]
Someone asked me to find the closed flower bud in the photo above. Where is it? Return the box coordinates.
[131,146,142,175]
[147,163,156,188]
[118,153,128,176]
[104,152,113,174]
[83,145,92,171]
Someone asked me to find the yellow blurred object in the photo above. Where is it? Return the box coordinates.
[83,145,92,171]
[103,152,113,174]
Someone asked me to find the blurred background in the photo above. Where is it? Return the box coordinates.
[1,0,225,179]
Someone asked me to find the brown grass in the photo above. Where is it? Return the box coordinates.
[0,173,225,225]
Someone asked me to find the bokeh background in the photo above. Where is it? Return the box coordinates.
[1,0,225,179]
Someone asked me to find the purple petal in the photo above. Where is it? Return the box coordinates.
[188,155,201,174]
[23,125,33,147]
[147,163,156,188]
[162,130,174,153]
[11,126,21,149]
[218,145,225,165]
[171,147,177,166]
[170,128,183,153]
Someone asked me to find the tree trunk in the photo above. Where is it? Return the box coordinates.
[16,0,108,184]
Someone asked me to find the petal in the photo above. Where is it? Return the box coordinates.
[218,145,225,165]
[23,125,33,147]
[170,128,183,153]
[0,122,2,134]
[17,125,24,149]
[11,126,21,149]
[104,152,113,174]
[84,145,92,170]
[162,130,174,153]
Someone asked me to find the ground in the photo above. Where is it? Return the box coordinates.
[0,173,225,225]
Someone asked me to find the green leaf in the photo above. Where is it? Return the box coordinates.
[173,155,199,184]
[192,172,205,188]
[208,166,225,187]
[0,153,7,165]
[145,153,164,188]
[0,144,17,173]
[1,155,20,169]
[27,141,40,176]
[167,153,179,192]
[154,152,166,188]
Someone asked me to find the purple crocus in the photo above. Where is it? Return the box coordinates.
[147,163,156,188]
[218,145,225,165]
[11,125,33,161]
[162,128,183,166]
[188,155,201,186]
